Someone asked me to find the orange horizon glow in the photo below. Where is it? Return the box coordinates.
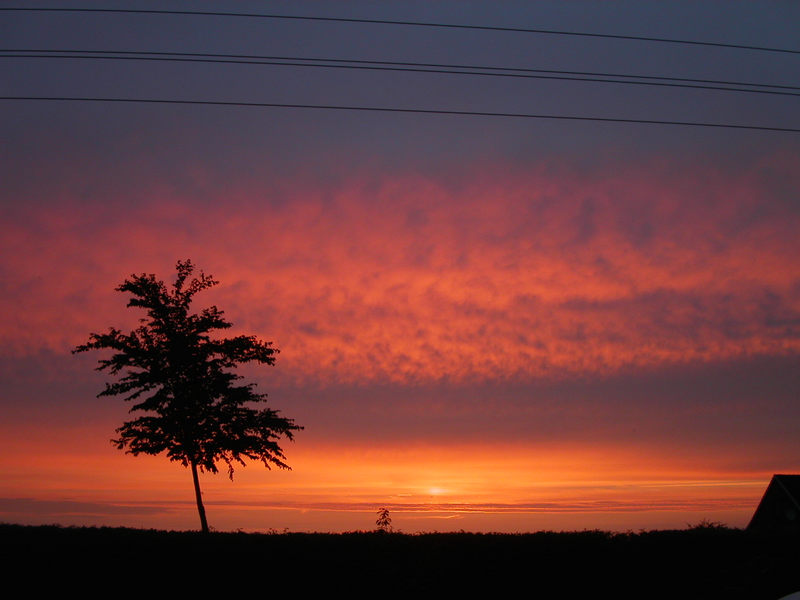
[0,424,783,532]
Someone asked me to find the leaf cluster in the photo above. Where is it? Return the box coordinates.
[74,260,301,478]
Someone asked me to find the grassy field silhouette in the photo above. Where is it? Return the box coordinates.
[3,522,798,597]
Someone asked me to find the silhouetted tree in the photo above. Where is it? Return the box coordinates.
[74,260,302,533]
[376,507,392,532]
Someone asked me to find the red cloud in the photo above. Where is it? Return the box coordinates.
[2,157,798,383]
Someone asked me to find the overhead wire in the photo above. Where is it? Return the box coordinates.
[2,9,797,132]
[2,96,798,133]
[2,7,799,55]
[2,49,799,98]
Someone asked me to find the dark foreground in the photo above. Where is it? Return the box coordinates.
[2,523,798,597]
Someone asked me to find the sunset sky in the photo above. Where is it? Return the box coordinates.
[1,1,799,533]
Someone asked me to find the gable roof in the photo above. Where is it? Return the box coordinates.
[747,474,800,532]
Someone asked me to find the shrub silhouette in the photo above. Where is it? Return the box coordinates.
[376,507,392,532]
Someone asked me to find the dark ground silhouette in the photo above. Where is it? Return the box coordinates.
[2,523,798,597]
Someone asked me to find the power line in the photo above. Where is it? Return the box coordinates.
[2,7,799,55]
[6,49,796,90]
[3,48,794,91]
[3,49,799,98]
[2,96,798,133]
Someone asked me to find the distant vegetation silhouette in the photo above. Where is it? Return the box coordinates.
[376,507,392,532]
[5,523,800,597]
[74,259,301,533]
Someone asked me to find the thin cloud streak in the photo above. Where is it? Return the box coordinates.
[0,497,176,517]
[0,495,757,518]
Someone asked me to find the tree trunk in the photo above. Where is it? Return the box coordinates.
[191,460,210,534]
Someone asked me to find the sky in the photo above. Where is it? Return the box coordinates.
[1,0,799,533]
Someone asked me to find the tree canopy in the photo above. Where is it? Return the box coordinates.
[74,259,301,531]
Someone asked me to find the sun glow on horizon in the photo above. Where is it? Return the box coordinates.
[0,425,778,531]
